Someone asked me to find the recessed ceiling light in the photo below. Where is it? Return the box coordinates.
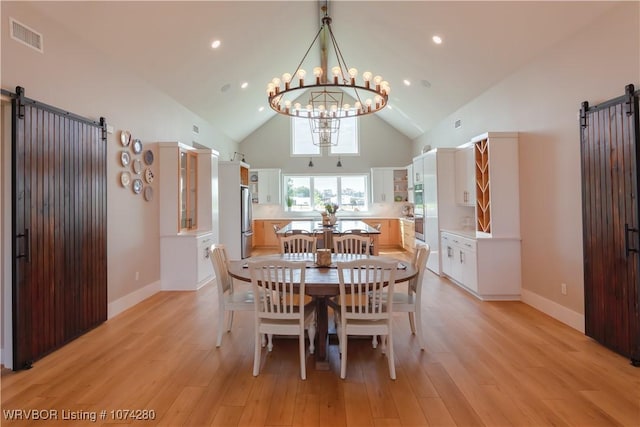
[432,35,443,45]
[258,106,264,112]
[241,82,249,89]
[421,79,432,88]
[221,83,231,92]
[211,40,221,49]
[403,79,411,86]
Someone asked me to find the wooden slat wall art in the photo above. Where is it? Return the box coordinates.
[12,88,107,370]
[580,84,640,365]
[475,139,491,233]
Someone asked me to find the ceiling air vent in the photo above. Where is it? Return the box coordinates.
[10,18,43,53]
[454,119,462,129]
[192,124,200,134]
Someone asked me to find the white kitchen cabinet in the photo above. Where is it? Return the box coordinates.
[439,132,521,300]
[412,157,423,185]
[250,168,281,205]
[371,168,394,203]
[406,164,414,203]
[160,232,214,291]
[471,132,520,238]
[440,233,475,289]
[454,144,476,207]
[372,167,409,203]
[440,230,520,300]
[158,142,219,290]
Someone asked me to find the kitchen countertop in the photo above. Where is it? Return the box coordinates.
[253,216,405,221]
[440,228,477,239]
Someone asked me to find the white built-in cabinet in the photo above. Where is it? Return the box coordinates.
[412,157,423,185]
[440,132,521,300]
[441,232,477,293]
[371,167,408,203]
[406,163,414,203]
[454,144,476,207]
[249,168,281,205]
[159,142,219,290]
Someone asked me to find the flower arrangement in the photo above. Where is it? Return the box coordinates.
[325,203,339,214]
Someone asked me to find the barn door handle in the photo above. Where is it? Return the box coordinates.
[16,228,31,263]
[625,224,638,257]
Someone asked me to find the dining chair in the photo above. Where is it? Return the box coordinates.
[333,234,370,255]
[373,243,431,350]
[280,234,317,254]
[210,244,258,347]
[248,259,316,380]
[335,258,398,380]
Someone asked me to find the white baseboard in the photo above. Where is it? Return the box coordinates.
[521,289,585,333]
[108,280,161,319]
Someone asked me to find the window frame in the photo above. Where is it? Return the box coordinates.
[283,173,370,212]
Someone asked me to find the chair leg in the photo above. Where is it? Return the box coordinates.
[415,309,424,351]
[267,334,274,352]
[372,335,378,348]
[387,332,396,380]
[340,331,348,379]
[380,335,387,354]
[253,328,261,376]
[227,311,234,332]
[408,312,416,335]
[299,333,307,380]
[308,322,316,355]
[335,317,342,354]
[216,309,225,347]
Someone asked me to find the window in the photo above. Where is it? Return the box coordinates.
[291,117,359,156]
[284,174,368,212]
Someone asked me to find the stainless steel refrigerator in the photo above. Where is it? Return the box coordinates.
[240,186,253,259]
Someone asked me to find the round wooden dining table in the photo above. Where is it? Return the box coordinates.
[227,253,418,369]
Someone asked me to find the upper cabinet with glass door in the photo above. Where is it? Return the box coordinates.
[159,142,217,236]
[180,149,198,230]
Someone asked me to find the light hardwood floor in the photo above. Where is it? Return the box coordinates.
[2,247,639,426]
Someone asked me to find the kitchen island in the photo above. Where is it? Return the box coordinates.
[277,220,381,255]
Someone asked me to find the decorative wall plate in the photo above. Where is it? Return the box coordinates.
[120,151,131,166]
[132,159,142,175]
[132,139,143,154]
[250,173,258,182]
[132,179,143,194]
[144,186,153,201]
[144,149,154,165]
[144,168,154,184]
[120,130,131,146]
[120,171,131,187]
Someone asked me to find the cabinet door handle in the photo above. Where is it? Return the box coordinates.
[459,250,464,263]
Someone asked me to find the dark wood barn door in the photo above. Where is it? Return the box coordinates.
[580,84,640,365]
[11,87,107,370]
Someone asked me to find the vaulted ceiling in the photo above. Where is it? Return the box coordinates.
[26,1,617,142]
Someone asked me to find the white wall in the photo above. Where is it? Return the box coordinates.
[0,2,237,367]
[240,109,412,171]
[413,2,640,329]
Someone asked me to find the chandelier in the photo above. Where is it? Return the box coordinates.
[266,4,390,147]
